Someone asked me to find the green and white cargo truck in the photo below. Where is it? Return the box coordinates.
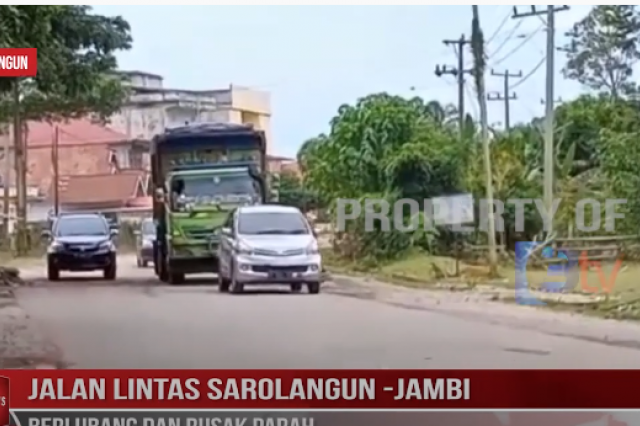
[151,123,276,284]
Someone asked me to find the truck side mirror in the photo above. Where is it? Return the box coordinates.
[154,188,164,202]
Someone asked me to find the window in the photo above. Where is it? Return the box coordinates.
[237,211,309,235]
[54,216,109,237]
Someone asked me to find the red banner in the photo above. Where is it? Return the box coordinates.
[0,369,637,409]
[0,48,37,77]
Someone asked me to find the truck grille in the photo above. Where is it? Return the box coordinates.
[182,228,217,240]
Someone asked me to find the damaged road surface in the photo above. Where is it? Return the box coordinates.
[0,265,62,369]
[11,255,640,368]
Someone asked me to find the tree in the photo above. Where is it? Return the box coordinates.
[562,5,640,98]
[302,93,464,262]
[0,6,132,253]
[0,6,132,121]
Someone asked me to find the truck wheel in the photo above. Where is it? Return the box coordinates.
[157,255,169,282]
[230,271,244,294]
[219,276,230,293]
[168,270,185,285]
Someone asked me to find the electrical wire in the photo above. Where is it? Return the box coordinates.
[486,19,523,60]
[491,24,543,67]
[509,56,546,90]
[486,8,514,46]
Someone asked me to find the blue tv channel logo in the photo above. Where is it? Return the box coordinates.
[514,241,580,306]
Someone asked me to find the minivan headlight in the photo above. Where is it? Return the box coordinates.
[306,242,320,255]
[235,242,254,256]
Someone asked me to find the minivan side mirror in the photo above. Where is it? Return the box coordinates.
[221,227,232,237]
[41,230,51,239]
[110,229,119,237]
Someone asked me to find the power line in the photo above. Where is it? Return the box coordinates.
[487,20,523,60]
[492,25,543,67]
[513,5,570,236]
[486,8,513,46]
[509,56,546,90]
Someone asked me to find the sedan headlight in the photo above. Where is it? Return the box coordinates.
[48,241,63,253]
[99,241,115,251]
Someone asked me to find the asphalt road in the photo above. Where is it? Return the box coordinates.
[12,255,640,369]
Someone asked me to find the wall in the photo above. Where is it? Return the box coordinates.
[110,78,273,154]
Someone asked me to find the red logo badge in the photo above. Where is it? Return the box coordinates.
[0,48,37,77]
[0,375,8,426]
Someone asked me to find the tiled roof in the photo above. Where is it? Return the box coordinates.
[1,119,129,148]
[57,172,144,205]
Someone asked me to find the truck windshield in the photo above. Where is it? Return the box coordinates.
[171,172,260,208]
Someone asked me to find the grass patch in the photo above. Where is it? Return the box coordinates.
[322,248,640,320]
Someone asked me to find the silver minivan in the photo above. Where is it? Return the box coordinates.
[218,205,322,294]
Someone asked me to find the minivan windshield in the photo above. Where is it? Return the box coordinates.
[238,211,309,235]
[54,216,109,237]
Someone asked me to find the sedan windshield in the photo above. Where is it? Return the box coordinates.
[54,216,109,237]
[238,211,309,235]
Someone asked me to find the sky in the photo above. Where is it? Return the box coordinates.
[94,5,594,158]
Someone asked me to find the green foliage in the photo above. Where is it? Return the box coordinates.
[303,93,465,261]
[278,171,323,212]
[0,5,132,122]
[563,5,640,98]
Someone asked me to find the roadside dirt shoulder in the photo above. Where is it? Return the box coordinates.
[327,274,640,351]
[0,260,63,368]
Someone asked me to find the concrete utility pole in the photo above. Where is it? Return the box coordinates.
[471,5,498,275]
[435,34,471,132]
[51,126,60,217]
[487,69,522,131]
[2,124,11,239]
[512,5,569,235]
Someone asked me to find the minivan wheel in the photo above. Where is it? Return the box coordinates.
[308,282,320,294]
